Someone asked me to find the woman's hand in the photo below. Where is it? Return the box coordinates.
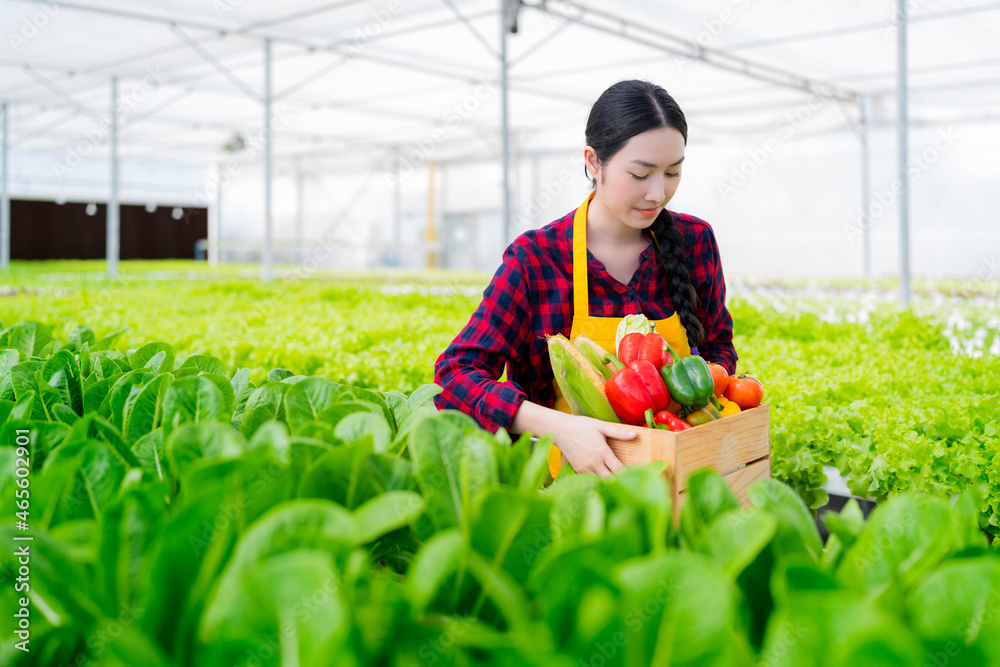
[554,414,634,477]
[511,401,635,478]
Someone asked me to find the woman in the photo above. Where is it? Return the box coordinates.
[433,79,738,478]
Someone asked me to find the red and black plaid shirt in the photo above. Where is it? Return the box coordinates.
[433,203,738,433]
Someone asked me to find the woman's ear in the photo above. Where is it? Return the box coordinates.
[583,146,600,180]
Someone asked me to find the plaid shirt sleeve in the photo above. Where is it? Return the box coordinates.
[688,219,738,375]
[433,243,531,433]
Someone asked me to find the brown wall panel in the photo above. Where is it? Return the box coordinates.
[120,205,208,259]
[11,201,106,259]
[10,200,207,260]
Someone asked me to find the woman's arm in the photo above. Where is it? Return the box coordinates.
[510,400,634,478]
[434,243,633,477]
[434,246,534,431]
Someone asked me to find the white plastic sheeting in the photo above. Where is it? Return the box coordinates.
[0,0,998,278]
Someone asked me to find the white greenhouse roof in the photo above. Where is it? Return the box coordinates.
[3,0,998,167]
[1,0,999,281]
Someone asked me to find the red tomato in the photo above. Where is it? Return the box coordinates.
[708,363,730,397]
[724,374,764,410]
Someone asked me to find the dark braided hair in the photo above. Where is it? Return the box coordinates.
[584,79,706,348]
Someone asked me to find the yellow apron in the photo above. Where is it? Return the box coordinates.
[548,191,692,478]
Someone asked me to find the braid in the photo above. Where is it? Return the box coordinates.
[651,212,705,348]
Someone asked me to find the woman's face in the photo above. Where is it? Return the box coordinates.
[586,126,686,232]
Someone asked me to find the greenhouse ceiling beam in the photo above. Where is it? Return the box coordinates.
[169,24,262,102]
[507,15,575,68]
[0,60,507,138]
[9,0,496,70]
[524,1,859,102]
[5,0,554,133]
[871,76,1000,96]
[19,65,105,124]
[829,55,1000,85]
[10,0,368,46]
[725,1,1000,51]
[10,108,80,149]
[442,0,499,58]
[10,103,987,170]
[0,7,494,104]
[14,123,397,157]
[238,0,371,31]
[0,63,487,153]
[2,3,593,111]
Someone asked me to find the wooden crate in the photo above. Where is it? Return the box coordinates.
[556,404,771,512]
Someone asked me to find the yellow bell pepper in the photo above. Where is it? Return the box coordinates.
[718,396,741,418]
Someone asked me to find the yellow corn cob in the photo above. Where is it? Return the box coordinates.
[551,334,607,394]
[573,335,616,381]
[546,334,620,422]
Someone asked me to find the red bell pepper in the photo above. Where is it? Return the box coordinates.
[601,355,671,425]
[618,332,671,371]
[645,408,691,432]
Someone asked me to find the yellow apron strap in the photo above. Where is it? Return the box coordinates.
[572,190,595,318]
[652,313,692,359]
[549,190,691,480]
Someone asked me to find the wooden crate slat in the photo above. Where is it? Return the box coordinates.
[606,427,676,467]
[675,457,772,512]
[674,404,770,491]
[553,404,771,516]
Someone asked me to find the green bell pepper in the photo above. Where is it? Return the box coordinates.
[659,344,716,410]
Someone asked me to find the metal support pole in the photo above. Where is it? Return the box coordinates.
[531,155,539,229]
[860,95,872,276]
[263,38,274,282]
[500,0,512,245]
[1,103,9,272]
[426,162,436,269]
[440,163,448,233]
[208,162,221,266]
[107,78,120,280]
[392,145,401,266]
[897,0,911,307]
[295,169,304,265]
